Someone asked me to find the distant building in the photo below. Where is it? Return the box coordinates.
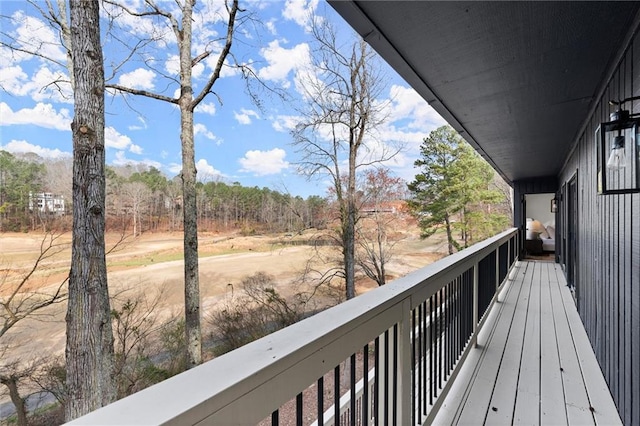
[29,192,66,215]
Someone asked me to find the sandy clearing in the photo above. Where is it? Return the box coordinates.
[0,227,448,406]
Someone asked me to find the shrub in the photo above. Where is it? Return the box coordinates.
[208,272,309,356]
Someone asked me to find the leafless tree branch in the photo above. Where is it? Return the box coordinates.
[105,84,178,104]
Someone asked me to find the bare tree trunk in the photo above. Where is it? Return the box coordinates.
[343,198,356,299]
[65,0,116,420]
[444,214,455,255]
[377,228,386,286]
[179,1,201,369]
[100,0,240,368]
[1,376,27,426]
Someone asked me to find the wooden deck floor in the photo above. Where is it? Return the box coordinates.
[433,261,621,425]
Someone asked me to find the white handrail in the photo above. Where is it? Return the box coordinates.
[67,228,518,425]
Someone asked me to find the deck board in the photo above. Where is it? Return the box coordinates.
[483,261,530,425]
[455,264,522,424]
[432,261,621,426]
[556,267,622,425]
[539,262,567,423]
[548,264,594,425]
[513,261,541,425]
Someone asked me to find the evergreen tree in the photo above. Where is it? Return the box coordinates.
[408,126,508,254]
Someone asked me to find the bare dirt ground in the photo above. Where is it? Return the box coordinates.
[0,223,449,407]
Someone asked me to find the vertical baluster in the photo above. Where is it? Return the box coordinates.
[422,301,427,416]
[429,295,434,405]
[393,324,398,426]
[318,377,324,425]
[334,365,340,426]
[374,337,380,426]
[351,353,356,426]
[412,308,417,426]
[446,283,451,374]
[437,289,441,393]
[296,393,303,426]
[451,281,455,372]
[456,277,461,359]
[363,344,369,426]
[453,278,458,364]
[461,273,466,348]
[473,262,479,347]
[384,329,390,426]
[450,282,454,373]
[461,273,466,347]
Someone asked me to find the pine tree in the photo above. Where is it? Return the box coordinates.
[408,126,508,254]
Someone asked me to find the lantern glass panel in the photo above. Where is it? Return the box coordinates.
[597,119,640,194]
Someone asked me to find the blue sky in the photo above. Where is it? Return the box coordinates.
[0,0,446,198]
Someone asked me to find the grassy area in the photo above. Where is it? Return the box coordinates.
[105,244,279,269]
[107,252,185,267]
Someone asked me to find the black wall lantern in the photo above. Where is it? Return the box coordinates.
[550,197,558,213]
[597,96,640,194]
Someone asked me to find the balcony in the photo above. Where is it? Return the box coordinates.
[68,229,619,425]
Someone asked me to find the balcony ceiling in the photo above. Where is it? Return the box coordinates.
[328,1,640,184]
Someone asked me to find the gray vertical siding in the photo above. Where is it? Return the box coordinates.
[559,29,640,425]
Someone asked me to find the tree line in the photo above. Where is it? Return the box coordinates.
[0,151,328,235]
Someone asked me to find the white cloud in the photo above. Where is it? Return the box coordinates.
[105,126,133,150]
[272,115,300,133]
[0,102,71,130]
[196,102,216,115]
[234,108,259,125]
[112,151,162,169]
[191,1,227,38]
[128,116,148,131]
[192,62,205,79]
[165,55,180,76]
[282,0,318,30]
[105,127,143,153]
[0,64,29,94]
[265,19,277,35]
[194,123,217,141]
[388,85,446,129]
[10,11,67,63]
[258,40,310,86]
[117,68,156,90]
[239,148,289,176]
[100,2,172,44]
[0,44,29,67]
[213,58,242,78]
[168,163,182,175]
[28,66,73,103]
[1,139,71,159]
[196,158,224,181]
[0,63,72,103]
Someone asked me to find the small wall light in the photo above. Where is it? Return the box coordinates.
[550,197,558,213]
[597,96,640,194]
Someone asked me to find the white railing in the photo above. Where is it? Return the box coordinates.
[313,300,449,426]
[68,228,518,425]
